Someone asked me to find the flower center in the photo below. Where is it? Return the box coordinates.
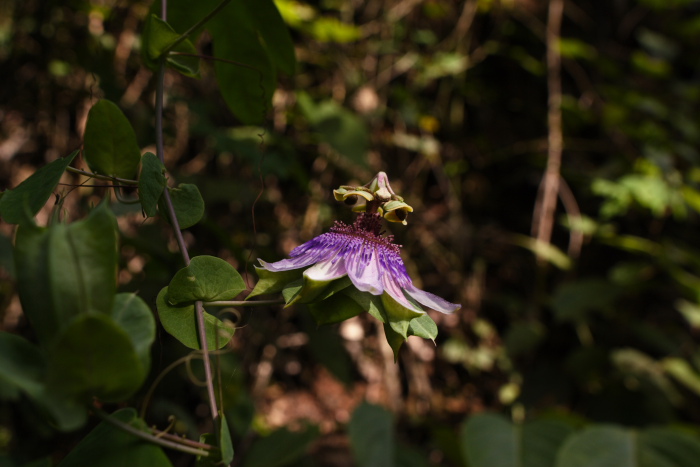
[329,213,401,254]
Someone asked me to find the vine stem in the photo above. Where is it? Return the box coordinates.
[531,0,564,263]
[66,166,138,185]
[93,407,211,458]
[155,1,218,423]
[205,299,284,307]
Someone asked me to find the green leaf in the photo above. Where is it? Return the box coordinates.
[111,293,156,373]
[408,313,438,341]
[209,11,275,125]
[48,203,118,316]
[196,433,219,467]
[167,255,246,304]
[57,408,173,467]
[83,100,141,178]
[241,425,319,467]
[556,425,700,467]
[141,14,200,77]
[0,332,45,400]
[308,291,365,325]
[0,150,78,225]
[14,203,118,346]
[242,0,296,75]
[219,413,234,466]
[462,413,574,467]
[550,279,621,322]
[156,287,235,350]
[138,152,167,217]
[202,0,295,123]
[47,313,145,402]
[160,183,205,229]
[348,402,394,467]
[297,93,369,167]
[248,266,304,299]
[13,224,54,344]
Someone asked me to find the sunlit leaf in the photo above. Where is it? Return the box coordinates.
[156,287,235,350]
[141,14,200,77]
[167,255,246,304]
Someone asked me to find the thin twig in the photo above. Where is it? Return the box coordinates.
[66,166,139,185]
[532,0,564,263]
[93,407,211,457]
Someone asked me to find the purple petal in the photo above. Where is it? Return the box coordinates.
[404,285,461,314]
[347,246,385,295]
[381,272,424,312]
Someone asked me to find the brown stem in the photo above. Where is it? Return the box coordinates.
[532,0,564,263]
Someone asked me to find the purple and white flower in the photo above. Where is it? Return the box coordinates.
[259,213,460,315]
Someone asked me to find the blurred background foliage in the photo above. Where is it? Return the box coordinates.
[3,0,700,465]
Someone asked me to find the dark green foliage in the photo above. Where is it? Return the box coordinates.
[57,409,173,467]
[0,150,77,225]
[83,100,141,179]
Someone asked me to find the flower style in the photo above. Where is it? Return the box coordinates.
[256,212,460,316]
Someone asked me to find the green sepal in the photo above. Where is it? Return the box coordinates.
[341,286,385,322]
[248,266,304,299]
[380,292,424,340]
[383,323,406,362]
[156,287,235,350]
[308,291,365,325]
[142,14,200,77]
[286,273,352,305]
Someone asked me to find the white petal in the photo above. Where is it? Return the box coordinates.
[259,257,316,272]
[404,285,461,314]
[303,257,348,282]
